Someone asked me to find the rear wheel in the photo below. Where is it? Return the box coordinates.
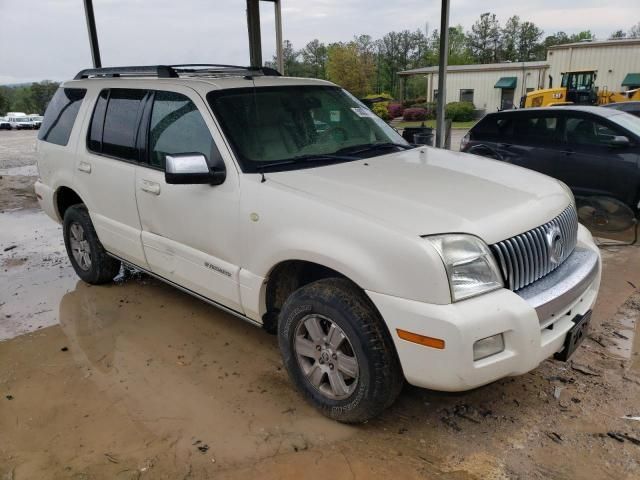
[63,205,121,284]
[278,278,403,423]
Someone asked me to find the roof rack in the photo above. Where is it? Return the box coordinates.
[74,64,281,80]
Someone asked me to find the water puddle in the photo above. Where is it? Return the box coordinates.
[0,209,77,341]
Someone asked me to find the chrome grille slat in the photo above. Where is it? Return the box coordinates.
[491,205,578,292]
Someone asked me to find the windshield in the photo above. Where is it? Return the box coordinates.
[207,85,408,172]
[609,111,640,138]
[14,117,29,122]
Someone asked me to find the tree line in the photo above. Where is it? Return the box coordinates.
[267,15,640,98]
[0,81,59,116]
[2,16,639,115]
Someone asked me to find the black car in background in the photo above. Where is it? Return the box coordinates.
[461,106,640,213]
[602,101,640,118]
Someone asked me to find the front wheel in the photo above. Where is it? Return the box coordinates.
[63,205,121,284]
[278,278,403,423]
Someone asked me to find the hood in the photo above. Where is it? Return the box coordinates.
[267,148,571,245]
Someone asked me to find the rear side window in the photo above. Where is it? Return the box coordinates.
[513,115,560,146]
[564,115,621,147]
[148,91,218,169]
[88,90,108,152]
[471,114,513,141]
[88,88,147,161]
[38,88,86,146]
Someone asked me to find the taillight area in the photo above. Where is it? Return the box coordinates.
[460,132,470,151]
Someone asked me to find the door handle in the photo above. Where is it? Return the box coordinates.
[140,180,161,195]
[77,161,92,173]
[498,143,513,149]
[561,150,575,156]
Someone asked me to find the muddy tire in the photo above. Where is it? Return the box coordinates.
[278,278,403,424]
[63,205,121,284]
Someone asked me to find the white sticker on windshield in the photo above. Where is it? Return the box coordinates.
[351,107,376,118]
[330,110,341,122]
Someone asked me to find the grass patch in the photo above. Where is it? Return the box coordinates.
[394,120,477,130]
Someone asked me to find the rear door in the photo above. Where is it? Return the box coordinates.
[466,113,517,159]
[134,87,243,312]
[508,111,563,176]
[555,112,639,205]
[74,87,149,267]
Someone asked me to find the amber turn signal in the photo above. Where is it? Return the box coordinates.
[396,329,445,349]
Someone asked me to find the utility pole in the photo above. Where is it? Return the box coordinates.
[435,0,450,148]
[246,0,262,68]
[274,0,284,74]
[246,1,284,73]
[83,0,102,68]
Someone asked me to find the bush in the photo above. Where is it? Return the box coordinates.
[401,96,426,107]
[387,103,405,118]
[372,102,390,121]
[402,107,427,122]
[410,102,436,120]
[445,101,475,122]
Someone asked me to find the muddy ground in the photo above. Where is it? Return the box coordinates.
[1,131,639,479]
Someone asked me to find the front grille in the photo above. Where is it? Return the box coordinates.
[491,205,578,291]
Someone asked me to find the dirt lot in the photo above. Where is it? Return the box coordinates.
[1,130,639,479]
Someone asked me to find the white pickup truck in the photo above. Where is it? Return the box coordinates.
[35,65,601,423]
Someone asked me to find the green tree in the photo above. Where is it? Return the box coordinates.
[30,81,59,114]
[467,13,501,63]
[610,30,627,39]
[501,16,520,62]
[518,21,543,61]
[543,31,570,48]
[0,87,10,116]
[568,31,595,42]
[427,26,473,65]
[376,29,431,95]
[11,87,36,113]
[300,39,328,79]
[281,40,305,77]
[326,41,374,97]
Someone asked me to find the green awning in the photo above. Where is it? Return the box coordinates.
[622,73,640,87]
[494,77,517,89]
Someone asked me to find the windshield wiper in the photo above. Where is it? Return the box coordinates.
[256,154,358,183]
[334,142,414,156]
[290,153,360,162]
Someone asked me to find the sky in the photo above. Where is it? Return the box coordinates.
[1,0,639,84]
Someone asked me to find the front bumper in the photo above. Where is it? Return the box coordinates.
[367,224,601,391]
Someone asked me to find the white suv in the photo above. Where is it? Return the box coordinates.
[35,65,601,423]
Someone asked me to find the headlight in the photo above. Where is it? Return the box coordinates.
[426,234,504,302]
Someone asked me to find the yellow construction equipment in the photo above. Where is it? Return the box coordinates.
[522,70,640,108]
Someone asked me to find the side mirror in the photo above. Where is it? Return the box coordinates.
[609,136,630,148]
[165,153,226,185]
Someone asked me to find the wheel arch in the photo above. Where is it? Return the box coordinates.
[54,186,85,221]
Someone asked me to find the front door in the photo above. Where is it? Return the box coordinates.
[554,112,640,205]
[134,88,243,312]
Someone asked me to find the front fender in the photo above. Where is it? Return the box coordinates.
[241,178,451,307]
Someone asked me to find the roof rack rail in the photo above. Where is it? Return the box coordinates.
[74,64,281,80]
[170,64,281,77]
[74,65,179,80]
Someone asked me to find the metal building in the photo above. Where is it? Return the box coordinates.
[399,38,640,112]
[546,38,640,93]
[399,61,548,112]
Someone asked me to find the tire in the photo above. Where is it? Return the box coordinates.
[63,204,121,284]
[278,278,403,423]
